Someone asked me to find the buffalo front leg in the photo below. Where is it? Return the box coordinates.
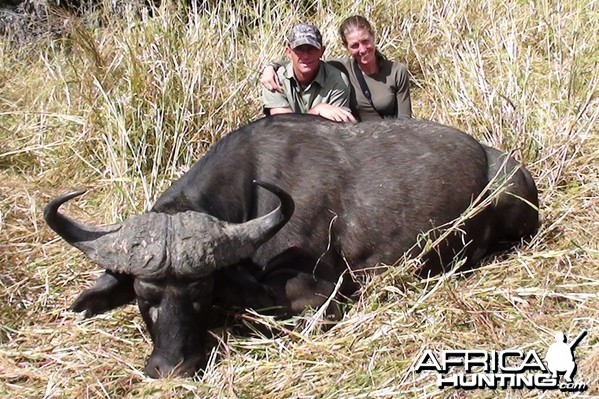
[71,270,135,317]
[260,248,345,323]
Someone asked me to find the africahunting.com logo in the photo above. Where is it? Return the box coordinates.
[415,330,588,391]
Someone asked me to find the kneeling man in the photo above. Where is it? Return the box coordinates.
[263,23,355,123]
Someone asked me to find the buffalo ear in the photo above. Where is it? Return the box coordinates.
[71,271,135,318]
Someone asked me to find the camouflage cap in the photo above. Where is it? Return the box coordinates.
[287,23,322,49]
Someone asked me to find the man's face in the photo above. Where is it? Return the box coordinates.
[286,44,324,78]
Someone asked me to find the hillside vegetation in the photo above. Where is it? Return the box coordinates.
[0,0,597,397]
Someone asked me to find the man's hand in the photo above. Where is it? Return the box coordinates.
[308,104,356,122]
[260,65,283,93]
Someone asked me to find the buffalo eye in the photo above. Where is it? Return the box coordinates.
[191,301,203,313]
[136,295,160,324]
[185,280,212,313]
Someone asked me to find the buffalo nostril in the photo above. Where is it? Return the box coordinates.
[145,352,205,378]
[145,356,179,379]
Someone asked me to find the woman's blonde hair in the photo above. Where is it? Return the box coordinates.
[338,15,375,46]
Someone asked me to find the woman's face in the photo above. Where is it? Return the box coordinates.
[344,27,376,66]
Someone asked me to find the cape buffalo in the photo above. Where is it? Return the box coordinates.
[44,114,539,378]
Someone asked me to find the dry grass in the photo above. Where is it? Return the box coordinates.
[1,0,598,398]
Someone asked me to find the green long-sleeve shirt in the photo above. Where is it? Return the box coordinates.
[328,57,412,121]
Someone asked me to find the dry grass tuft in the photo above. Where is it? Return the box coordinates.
[1,0,597,398]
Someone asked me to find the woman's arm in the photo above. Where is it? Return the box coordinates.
[260,61,287,92]
[395,63,412,118]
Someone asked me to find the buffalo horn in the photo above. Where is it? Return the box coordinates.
[44,190,169,276]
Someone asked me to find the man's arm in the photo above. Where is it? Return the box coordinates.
[306,69,354,122]
[307,103,355,122]
[269,107,293,115]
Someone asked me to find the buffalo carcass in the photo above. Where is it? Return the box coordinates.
[44,114,539,378]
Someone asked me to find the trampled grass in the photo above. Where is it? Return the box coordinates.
[0,0,597,398]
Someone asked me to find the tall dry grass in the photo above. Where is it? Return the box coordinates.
[0,0,597,397]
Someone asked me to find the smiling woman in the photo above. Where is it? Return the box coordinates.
[343,23,378,74]
[336,15,413,120]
